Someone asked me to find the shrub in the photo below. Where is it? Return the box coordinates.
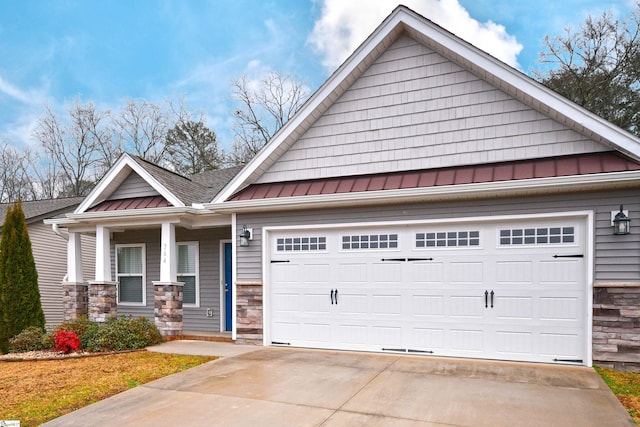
[93,316,163,351]
[58,317,100,350]
[8,326,49,353]
[0,202,45,353]
[54,330,81,354]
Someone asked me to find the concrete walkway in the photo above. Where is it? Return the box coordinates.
[43,342,634,427]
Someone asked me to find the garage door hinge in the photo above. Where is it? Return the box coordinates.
[553,358,583,363]
[552,254,583,258]
[270,260,290,263]
[272,341,291,345]
[382,348,434,354]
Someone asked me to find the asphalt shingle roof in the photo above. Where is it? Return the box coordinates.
[129,156,243,205]
[0,197,84,227]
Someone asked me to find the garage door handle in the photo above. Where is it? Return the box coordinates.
[490,290,494,308]
[330,289,335,305]
[485,290,488,308]
[335,289,338,304]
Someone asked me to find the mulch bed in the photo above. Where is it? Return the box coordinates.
[0,348,145,362]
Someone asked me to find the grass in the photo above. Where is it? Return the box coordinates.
[0,351,217,427]
[596,366,640,425]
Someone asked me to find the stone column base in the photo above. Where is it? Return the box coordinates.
[153,281,183,337]
[236,281,263,345]
[88,281,118,323]
[62,282,88,321]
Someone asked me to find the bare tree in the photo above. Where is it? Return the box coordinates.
[535,4,640,136]
[32,101,108,197]
[229,71,309,164]
[0,144,33,203]
[114,99,172,164]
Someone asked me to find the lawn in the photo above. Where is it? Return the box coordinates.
[0,351,217,427]
[596,366,640,425]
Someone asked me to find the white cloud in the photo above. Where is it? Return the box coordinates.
[0,74,37,105]
[308,0,523,70]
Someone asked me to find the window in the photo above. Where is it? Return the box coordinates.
[342,234,398,250]
[499,226,575,246]
[177,242,199,306]
[276,236,326,252]
[416,230,480,248]
[116,244,145,305]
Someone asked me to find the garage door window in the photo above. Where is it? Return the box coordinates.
[416,231,480,248]
[276,237,326,252]
[342,234,398,250]
[500,226,575,245]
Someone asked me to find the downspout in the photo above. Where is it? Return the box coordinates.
[52,223,69,240]
[51,223,69,281]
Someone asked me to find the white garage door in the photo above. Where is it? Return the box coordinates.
[268,218,587,364]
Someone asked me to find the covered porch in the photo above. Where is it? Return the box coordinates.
[49,209,236,338]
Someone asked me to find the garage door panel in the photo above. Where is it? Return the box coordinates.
[539,297,580,321]
[270,218,587,364]
[496,261,533,284]
[411,262,444,283]
[303,292,332,313]
[493,296,533,320]
[412,294,445,316]
[336,293,368,314]
[495,331,533,355]
[449,262,484,284]
[450,295,486,317]
[450,328,485,352]
[409,327,445,349]
[539,332,581,358]
[338,263,367,282]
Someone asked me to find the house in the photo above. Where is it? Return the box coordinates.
[46,6,640,371]
[0,198,95,328]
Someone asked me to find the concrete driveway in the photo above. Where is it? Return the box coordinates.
[43,346,634,426]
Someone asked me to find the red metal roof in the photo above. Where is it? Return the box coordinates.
[229,152,640,201]
[87,195,172,212]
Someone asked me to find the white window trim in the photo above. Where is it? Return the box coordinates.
[177,241,200,308]
[116,243,146,307]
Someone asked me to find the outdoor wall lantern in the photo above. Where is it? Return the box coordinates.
[239,225,252,247]
[613,205,631,235]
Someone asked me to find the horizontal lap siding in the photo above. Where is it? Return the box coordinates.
[113,227,230,332]
[256,35,606,183]
[236,188,640,283]
[29,222,67,328]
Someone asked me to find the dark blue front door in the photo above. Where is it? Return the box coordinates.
[224,242,233,331]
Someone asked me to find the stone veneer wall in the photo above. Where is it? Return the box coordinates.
[593,283,640,371]
[154,282,183,337]
[236,282,263,344]
[62,282,88,321]
[88,282,118,323]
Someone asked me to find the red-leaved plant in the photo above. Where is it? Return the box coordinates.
[54,330,81,354]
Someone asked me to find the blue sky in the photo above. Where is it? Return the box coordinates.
[0,0,635,152]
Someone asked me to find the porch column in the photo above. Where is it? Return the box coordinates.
[153,222,183,337]
[62,231,88,321]
[88,225,118,323]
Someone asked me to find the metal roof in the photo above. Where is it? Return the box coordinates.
[229,152,640,201]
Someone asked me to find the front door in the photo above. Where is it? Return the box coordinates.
[224,242,233,331]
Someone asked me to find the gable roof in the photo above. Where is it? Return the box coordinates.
[0,197,84,228]
[214,5,640,203]
[76,153,242,214]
